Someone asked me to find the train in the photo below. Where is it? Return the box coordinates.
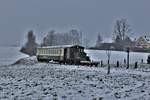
[36,45,99,66]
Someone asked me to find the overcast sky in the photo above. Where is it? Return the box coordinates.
[0,0,150,46]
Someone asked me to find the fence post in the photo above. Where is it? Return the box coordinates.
[141,59,143,64]
[117,61,119,68]
[126,47,130,69]
[107,59,110,74]
[101,60,103,67]
[124,59,126,67]
[134,62,138,69]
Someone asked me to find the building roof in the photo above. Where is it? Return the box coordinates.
[39,45,84,49]
[137,36,150,44]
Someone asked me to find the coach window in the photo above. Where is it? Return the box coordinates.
[55,49,56,54]
[57,49,59,54]
[50,49,51,54]
[42,49,43,54]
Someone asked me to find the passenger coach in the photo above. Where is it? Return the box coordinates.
[36,45,90,64]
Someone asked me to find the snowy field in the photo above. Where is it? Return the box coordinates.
[1,62,150,100]
[0,47,28,66]
[0,47,149,66]
[1,47,150,99]
[85,49,150,64]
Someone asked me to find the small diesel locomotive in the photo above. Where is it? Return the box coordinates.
[36,45,99,66]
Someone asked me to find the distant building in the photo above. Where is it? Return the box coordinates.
[136,36,150,49]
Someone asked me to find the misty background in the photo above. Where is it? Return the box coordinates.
[0,0,150,46]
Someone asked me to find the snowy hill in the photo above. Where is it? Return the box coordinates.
[0,47,28,66]
[85,49,150,64]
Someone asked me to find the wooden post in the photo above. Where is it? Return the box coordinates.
[141,59,143,64]
[124,59,126,67]
[126,47,130,69]
[106,46,113,74]
[117,61,119,68]
[107,59,110,74]
[101,60,103,67]
[134,62,138,69]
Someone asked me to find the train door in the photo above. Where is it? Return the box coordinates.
[64,48,67,63]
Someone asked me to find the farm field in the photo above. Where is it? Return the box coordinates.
[0,47,149,66]
[1,60,150,100]
[85,49,150,64]
[1,47,150,99]
[0,47,28,66]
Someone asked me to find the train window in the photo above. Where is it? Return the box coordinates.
[50,49,52,54]
[56,49,57,54]
[42,49,44,54]
[81,49,83,52]
[50,49,51,54]
[52,49,54,54]
[57,49,58,54]
[46,49,47,54]
[55,49,57,54]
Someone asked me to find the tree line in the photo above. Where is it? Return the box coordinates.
[95,18,134,51]
[20,29,84,56]
[21,18,133,56]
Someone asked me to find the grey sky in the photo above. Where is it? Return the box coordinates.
[0,0,150,46]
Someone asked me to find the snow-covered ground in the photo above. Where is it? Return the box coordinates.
[85,49,150,64]
[0,47,28,66]
[0,47,149,66]
[1,47,150,99]
[1,59,150,100]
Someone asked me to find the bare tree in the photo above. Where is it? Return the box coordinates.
[96,34,103,47]
[113,18,132,42]
[83,38,90,48]
[41,29,83,46]
[69,29,82,45]
[41,30,55,46]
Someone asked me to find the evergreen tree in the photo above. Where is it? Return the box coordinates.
[20,30,38,56]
